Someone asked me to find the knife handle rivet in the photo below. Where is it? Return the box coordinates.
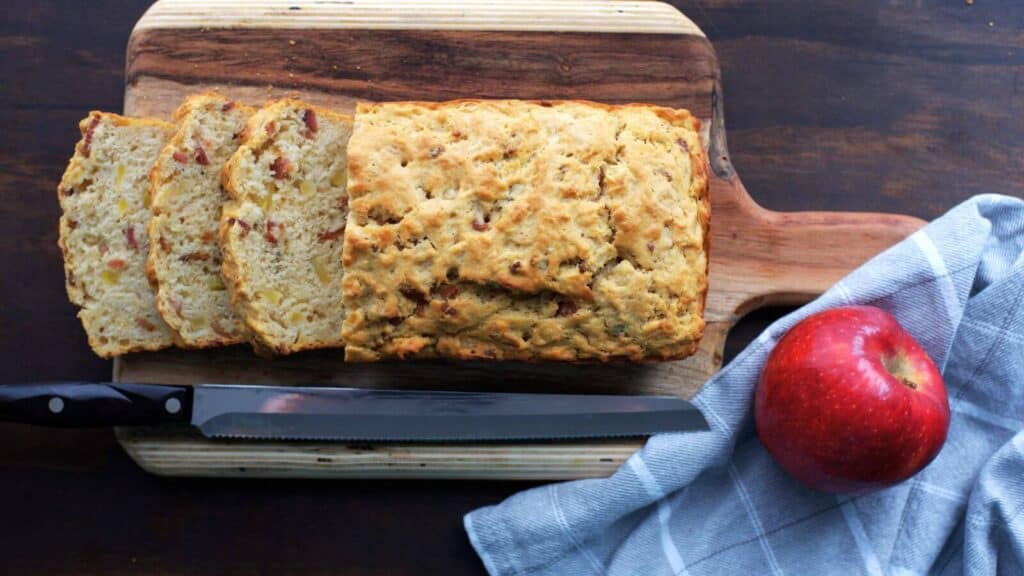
[165,398,182,415]
[48,397,64,414]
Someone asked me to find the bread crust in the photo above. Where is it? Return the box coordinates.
[342,99,709,362]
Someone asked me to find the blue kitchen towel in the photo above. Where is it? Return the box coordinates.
[465,194,1024,576]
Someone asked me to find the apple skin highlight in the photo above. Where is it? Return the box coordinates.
[755,306,950,494]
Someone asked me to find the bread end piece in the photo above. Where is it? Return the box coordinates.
[342,99,709,362]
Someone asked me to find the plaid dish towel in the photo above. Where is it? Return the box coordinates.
[465,194,1024,576]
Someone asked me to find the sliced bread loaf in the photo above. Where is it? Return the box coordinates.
[147,93,255,348]
[58,112,176,357]
[220,99,353,355]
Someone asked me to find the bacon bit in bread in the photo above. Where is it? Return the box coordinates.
[339,196,349,212]
[136,317,158,332]
[172,150,189,164]
[647,241,656,252]
[442,303,458,316]
[509,261,522,274]
[159,235,170,252]
[676,138,689,153]
[194,146,209,166]
[210,318,233,338]
[400,286,426,304]
[67,219,78,229]
[200,230,216,244]
[228,217,251,237]
[414,301,426,316]
[556,299,578,317]
[170,298,184,317]
[180,251,210,262]
[317,226,345,243]
[106,259,126,270]
[222,101,237,112]
[303,109,318,134]
[137,315,158,330]
[272,156,291,179]
[265,120,276,136]
[436,283,460,300]
[61,187,75,197]
[82,115,101,157]
[471,218,489,232]
[98,241,109,257]
[125,226,138,250]
[265,220,282,244]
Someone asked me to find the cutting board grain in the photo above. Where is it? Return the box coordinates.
[115,0,924,479]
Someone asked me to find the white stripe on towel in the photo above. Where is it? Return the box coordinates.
[839,500,885,576]
[629,456,689,576]
[729,463,783,576]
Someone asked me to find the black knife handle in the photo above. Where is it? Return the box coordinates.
[0,382,191,427]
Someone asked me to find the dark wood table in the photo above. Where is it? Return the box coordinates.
[1,1,1021,573]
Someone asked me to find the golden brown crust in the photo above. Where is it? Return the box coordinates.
[342,99,709,362]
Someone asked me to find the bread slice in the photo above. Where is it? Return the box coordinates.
[341,100,710,362]
[147,93,255,348]
[220,99,353,355]
[58,112,176,357]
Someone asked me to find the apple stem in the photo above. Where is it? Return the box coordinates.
[882,352,917,390]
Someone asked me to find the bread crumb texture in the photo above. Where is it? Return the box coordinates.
[58,112,176,357]
[220,99,353,355]
[342,100,709,362]
[148,93,255,347]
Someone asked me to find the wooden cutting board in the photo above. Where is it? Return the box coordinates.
[115,0,924,479]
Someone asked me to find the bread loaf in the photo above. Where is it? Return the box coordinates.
[341,100,709,362]
[147,93,255,348]
[220,99,353,355]
[58,112,176,357]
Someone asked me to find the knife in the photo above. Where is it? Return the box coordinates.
[0,382,708,442]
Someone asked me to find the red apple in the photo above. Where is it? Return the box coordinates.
[755,305,949,493]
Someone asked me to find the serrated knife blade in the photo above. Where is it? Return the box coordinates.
[191,385,709,442]
[0,382,709,442]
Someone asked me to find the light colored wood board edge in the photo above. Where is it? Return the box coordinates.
[135,0,705,36]
[116,428,638,480]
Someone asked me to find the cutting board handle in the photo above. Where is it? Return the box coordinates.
[709,172,926,320]
[754,206,924,310]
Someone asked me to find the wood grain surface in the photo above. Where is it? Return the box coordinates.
[115,0,921,479]
[1,0,1022,573]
